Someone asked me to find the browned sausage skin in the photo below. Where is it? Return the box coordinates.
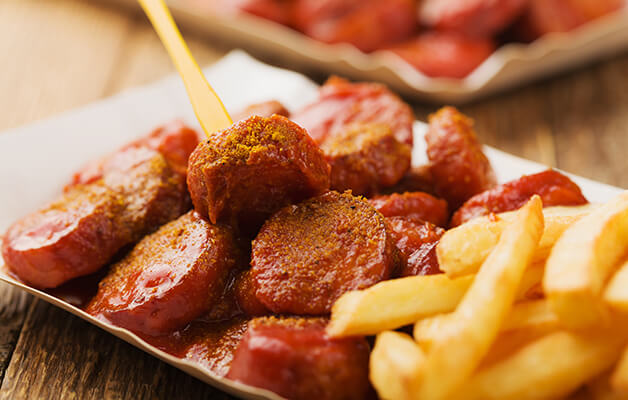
[370,191,449,228]
[69,120,199,186]
[227,316,373,400]
[187,115,330,232]
[251,191,397,315]
[2,147,191,289]
[387,216,444,277]
[232,100,290,122]
[382,165,437,196]
[291,76,415,146]
[321,123,411,196]
[87,211,240,336]
[426,106,496,209]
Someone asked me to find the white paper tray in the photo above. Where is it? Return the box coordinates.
[104,0,628,103]
[0,51,624,399]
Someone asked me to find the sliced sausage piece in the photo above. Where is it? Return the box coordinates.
[451,169,588,226]
[320,123,411,196]
[370,192,449,227]
[386,32,496,79]
[251,191,397,315]
[227,316,373,400]
[381,165,437,196]
[2,148,190,289]
[232,100,290,122]
[419,0,528,37]
[426,106,496,209]
[182,318,249,377]
[187,115,330,230]
[292,0,416,53]
[387,217,444,277]
[69,120,199,187]
[515,0,623,41]
[291,76,415,146]
[86,211,240,336]
[234,269,270,317]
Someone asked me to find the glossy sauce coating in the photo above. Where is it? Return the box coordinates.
[232,99,290,122]
[291,0,416,53]
[187,115,330,230]
[69,120,199,186]
[182,318,249,377]
[2,148,190,288]
[382,165,437,196]
[227,316,373,400]
[419,0,528,37]
[321,123,411,196]
[426,106,497,209]
[387,217,444,277]
[370,191,449,227]
[87,211,240,336]
[234,269,270,317]
[251,191,397,315]
[291,76,415,146]
[451,169,588,226]
[387,32,496,79]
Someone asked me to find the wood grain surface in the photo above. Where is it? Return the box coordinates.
[0,0,627,398]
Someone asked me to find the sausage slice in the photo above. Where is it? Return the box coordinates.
[87,211,240,336]
[2,148,190,288]
[292,76,415,146]
[251,191,397,315]
[227,316,373,400]
[451,169,588,226]
[187,115,330,230]
[370,191,449,227]
[426,106,496,209]
[387,217,444,277]
[321,123,411,196]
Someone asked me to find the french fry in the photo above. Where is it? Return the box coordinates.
[459,330,626,400]
[544,191,628,328]
[414,299,559,348]
[414,196,544,400]
[328,261,544,338]
[438,205,593,278]
[327,274,473,338]
[479,324,559,369]
[589,370,625,400]
[604,259,628,312]
[370,331,425,400]
[610,345,628,393]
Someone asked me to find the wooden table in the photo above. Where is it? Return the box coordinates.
[1,0,627,398]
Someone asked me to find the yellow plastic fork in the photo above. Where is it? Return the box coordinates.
[137,0,233,137]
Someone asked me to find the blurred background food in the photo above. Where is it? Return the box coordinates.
[190,0,625,79]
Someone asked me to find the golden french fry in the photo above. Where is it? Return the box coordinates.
[414,299,559,348]
[589,370,625,400]
[479,324,559,369]
[459,330,626,400]
[516,261,545,300]
[327,274,473,338]
[370,331,425,400]
[414,196,544,400]
[611,345,628,393]
[328,261,544,338]
[604,259,628,312]
[501,298,559,331]
[438,205,594,278]
[544,191,628,328]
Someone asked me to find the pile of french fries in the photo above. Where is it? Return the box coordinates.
[327,192,628,400]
